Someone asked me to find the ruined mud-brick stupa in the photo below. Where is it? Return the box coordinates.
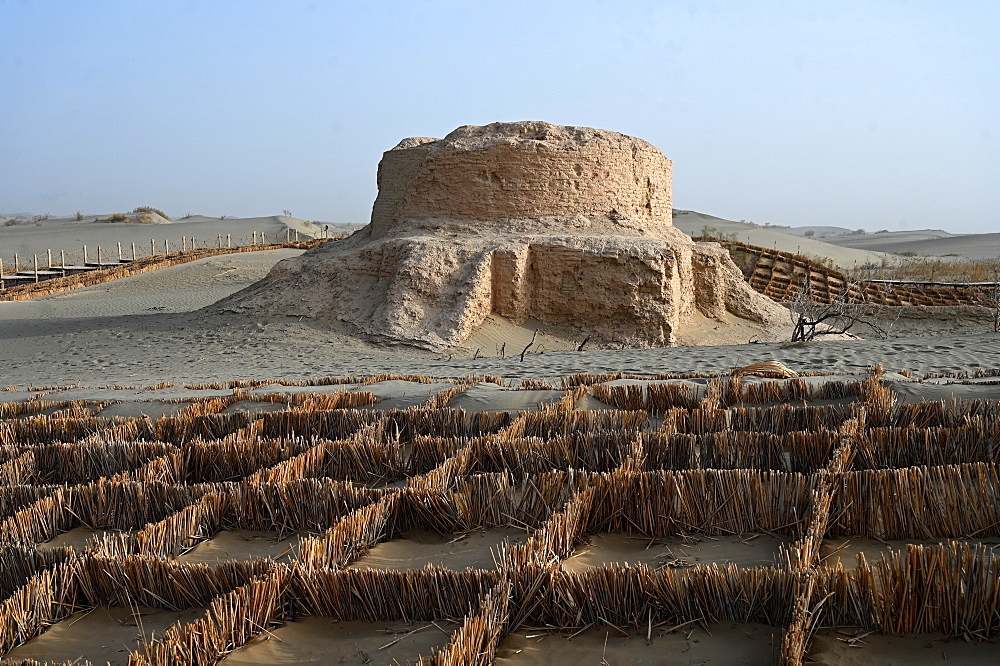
[222,121,786,348]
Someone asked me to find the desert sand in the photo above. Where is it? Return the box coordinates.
[561,532,793,571]
[0,213,355,265]
[3,606,204,666]
[494,622,780,665]
[221,617,459,665]
[2,129,999,665]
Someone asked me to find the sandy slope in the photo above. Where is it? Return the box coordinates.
[672,210,900,270]
[0,214,353,267]
[0,254,998,389]
[823,230,1000,261]
[1,211,997,390]
[673,210,1000,263]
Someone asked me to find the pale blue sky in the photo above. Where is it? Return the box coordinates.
[1,1,997,232]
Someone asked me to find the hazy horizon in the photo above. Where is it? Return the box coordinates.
[2,1,996,234]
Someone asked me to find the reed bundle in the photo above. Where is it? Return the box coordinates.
[68,480,203,533]
[173,394,244,417]
[407,436,471,475]
[737,378,863,406]
[113,491,226,558]
[0,485,59,521]
[296,493,402,570]
[402,488,465,535]
[109,451,183,484]
[643,430,839,473]
[561,372,645,388]
[881,399,1000,430]
[182,381,229,390]
[256,408,376,440]
[447,473,519,530]
[0,452,36,486]
[519,379,556,390]
[291,374,368,387]
[515,470,593,524]
[925,368,1000,381]
[249,441,326,484]
[470,430,632,479]
[221,479,384,533]
[504,488,594,569]
[407,448,473,493]
[420,581,511,666]
[420,386,466,411]
[255,429,403,486]
[829,462,1000,539]
[534,564,796,629]
[253,390,380,412]
[0,545,75,599]
[154,411,257,443]
[552,385,588,412]
[591,381,703,412]
[362,373,438,385]
[133,569,290,666]
[0,488,72,547]
[861,376,896,427]
[514,409,648,439]
[29,441,176,484]
[75,418,155,445]
[559,371,721,390]
[0,561,77,654]
[0,399,95,420]
[458,375,506,386]
[671,403,858,436]
[225,379,273,390]
[394,408,512,441]
[812,542,1000,638]
[585,470,812,537]
[778,571,817,665]
[178,437,313,483]
[0,414,144,446]
[71,554,275,609]
[853,421,1000,469]
[292,566,497,621]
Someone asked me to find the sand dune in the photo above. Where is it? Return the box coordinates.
[823,230,1000,261]
[672,210,900,270]
[0,214,352,267]
[673,210,1000,264]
